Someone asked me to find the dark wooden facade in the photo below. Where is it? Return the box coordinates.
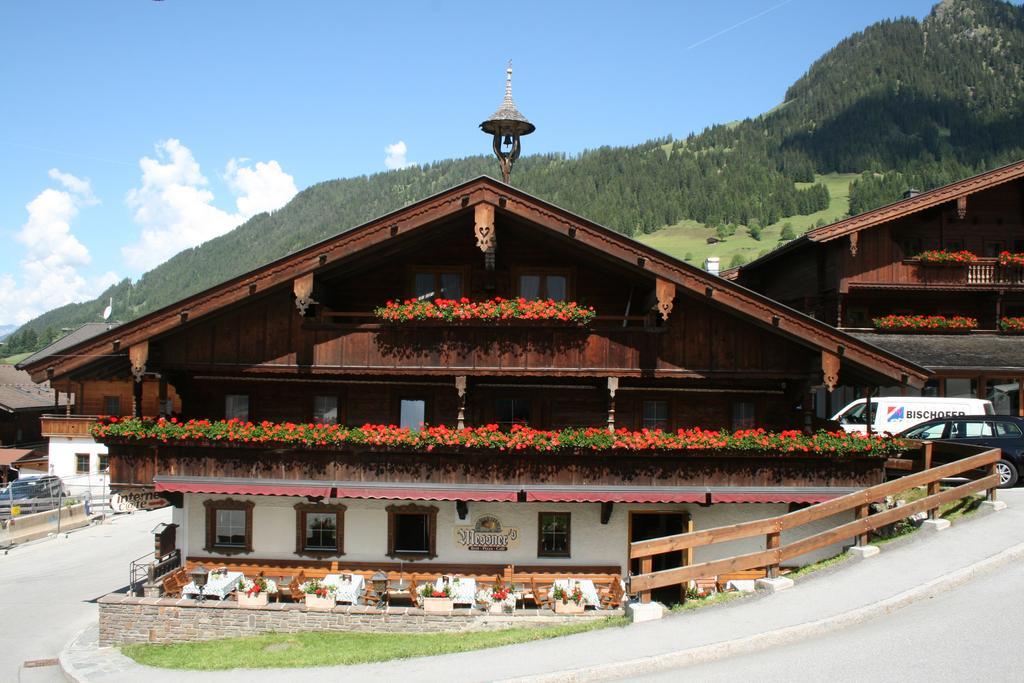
[23,177,928,493]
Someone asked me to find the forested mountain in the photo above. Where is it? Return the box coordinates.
[9,0,1024,347]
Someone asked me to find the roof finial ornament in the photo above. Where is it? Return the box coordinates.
[480,61,535,184]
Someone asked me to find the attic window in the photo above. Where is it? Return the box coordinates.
[516,270,569,301]
[412,269,463,300]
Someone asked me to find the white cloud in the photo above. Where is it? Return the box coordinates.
[384,140,413,170]
[121,139,298,272]
[0,171,117,325]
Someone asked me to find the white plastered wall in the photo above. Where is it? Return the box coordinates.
[184,494,854,570]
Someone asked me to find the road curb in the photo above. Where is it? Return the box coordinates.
[59,625,94,683]
[500,539,1024,682]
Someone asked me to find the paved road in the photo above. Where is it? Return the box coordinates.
[0,508,170,683]
[634,492,1024,683]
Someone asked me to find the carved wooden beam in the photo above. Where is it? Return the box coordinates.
[129,341,148,383]
[956,195,968,220]
[474,203,496,270]
[822,350,840,393]
[849,231,859,258]
[655,278,675,321]
[293,273,316,316]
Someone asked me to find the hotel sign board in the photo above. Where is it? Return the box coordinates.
[454,515,520,552]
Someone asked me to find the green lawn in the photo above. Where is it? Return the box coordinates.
[636,172,858,267]
[122,617,627,670]
[0,352,31,365]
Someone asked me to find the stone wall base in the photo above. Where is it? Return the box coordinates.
[98,594,619,646]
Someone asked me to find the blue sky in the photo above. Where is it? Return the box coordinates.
[0,0,943,326]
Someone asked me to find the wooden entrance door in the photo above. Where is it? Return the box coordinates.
[628,511,692,605]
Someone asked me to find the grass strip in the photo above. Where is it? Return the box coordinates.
[122,616,627,670]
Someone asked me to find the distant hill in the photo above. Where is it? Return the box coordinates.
[11,0,1024,340]
[0,324,16,341]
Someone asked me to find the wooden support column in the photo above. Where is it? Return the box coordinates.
[455,376,467,430]
[606,377,619,432]
[158,376,169,417]
[864,386,873,436]
[129,341,148,418]
[293,273,316,316]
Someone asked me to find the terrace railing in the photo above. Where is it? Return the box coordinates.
[628,441,1001,600]
[898,258,1024,287]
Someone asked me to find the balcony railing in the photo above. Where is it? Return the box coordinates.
[898,258,1024,287]
[40,414,99,438]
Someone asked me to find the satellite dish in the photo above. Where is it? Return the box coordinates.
[102,297,113,321]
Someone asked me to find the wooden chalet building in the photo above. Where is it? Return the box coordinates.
[22,177,926,599]
[730,160,1024,417]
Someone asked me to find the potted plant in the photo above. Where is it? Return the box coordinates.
[997,251,1024,268]
[478,585,517,614]
[914,249,979,265]
[300,579,336,610]
[872,314,977,334]
[420,583,454,612]
[999,317,1024,334]
[552,584,586,614]
[236,576,277,608]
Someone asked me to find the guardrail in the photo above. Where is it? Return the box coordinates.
[628,442,1001,598]
[129,549,181,596]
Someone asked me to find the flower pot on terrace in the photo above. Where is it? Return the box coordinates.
[304,593,336,611]
[238,592,269,608]
[554,600,585,615]
[422,597,454,612]
[488,602,513,614]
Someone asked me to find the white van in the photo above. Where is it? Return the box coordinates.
[832,397,994,435]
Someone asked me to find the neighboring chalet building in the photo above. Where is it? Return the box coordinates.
[0,365,67,447]
[16,323,179,490]
[21,178,925,601]
[730,160,1024,418]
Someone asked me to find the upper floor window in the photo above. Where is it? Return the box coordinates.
[313,395,338,424]
[103,395,120,416]
[399,398,426,432]
[984,241,1005,258]
[413,269,463,300]
[496,398,531,429]
[732,401,756,430]
[75,453,90,474]
[944,239,964,252]
[641,400,669,430]
[516,270,568,301]
[900,238,923,258]
[225,394,250,422]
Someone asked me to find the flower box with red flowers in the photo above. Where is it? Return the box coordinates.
[552,583,586,614]
[913,250,979,265]
[91,418,909,458]
[997,252,1024,268]
[420,583,453,612]
[373,297,596,326]
[872,315,977,333]
[999,317,1024,334]
[236,577,277,607]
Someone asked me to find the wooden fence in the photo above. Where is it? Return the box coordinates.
[629,442,1001,597]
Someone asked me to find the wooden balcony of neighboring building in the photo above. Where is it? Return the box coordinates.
[851,259,1024,291]
[40,414,99,438]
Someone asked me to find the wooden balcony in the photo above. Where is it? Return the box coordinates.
[40,414,98,438]
[885,259,1024,289]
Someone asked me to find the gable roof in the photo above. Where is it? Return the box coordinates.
[17,322,118,370]
[20,176,929,387]
[730,158,1024,276]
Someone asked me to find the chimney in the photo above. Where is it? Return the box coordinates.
[704,256,720,276]
[903,188,920,199]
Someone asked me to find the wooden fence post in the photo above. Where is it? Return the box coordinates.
[766,531,780,579]
[640,557,652,603]
[922,441,933,471]
[987,462,999,502]
[927,480,941,520]
[854,504,870,546]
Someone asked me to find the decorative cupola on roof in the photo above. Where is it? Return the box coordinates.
[480,61,535,184]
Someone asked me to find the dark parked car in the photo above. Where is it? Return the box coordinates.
[900,416,1024,488]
